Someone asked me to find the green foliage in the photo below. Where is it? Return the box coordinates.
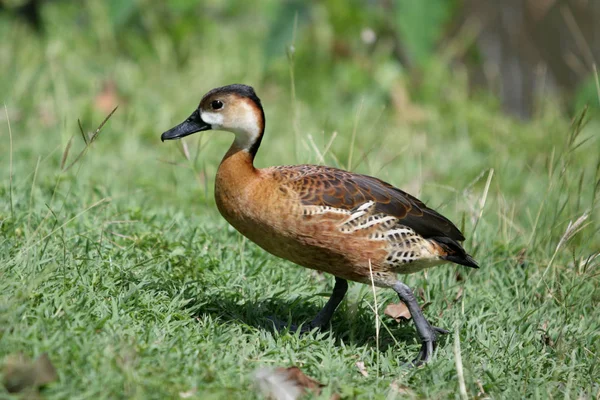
[394,0,455,66]
[1,1,599,398]
[574,74,600,113]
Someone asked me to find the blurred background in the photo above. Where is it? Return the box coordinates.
[2,0,600,119]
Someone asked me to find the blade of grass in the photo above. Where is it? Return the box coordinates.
[347,98,364,171]
[60,136,74,170]
[454,323,468,400]
[368,259,380,381]
[78,119,88,145]
[27,156,41,234]
[14,197,111,260]
[471,168,494,238]
[5,104,14,219]
[64,106,118,172]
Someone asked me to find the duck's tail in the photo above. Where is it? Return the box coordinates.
[430,236,479,269]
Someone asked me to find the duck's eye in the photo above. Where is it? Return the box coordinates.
[211,100,223,110]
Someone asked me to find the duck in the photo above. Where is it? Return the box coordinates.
[161,84,478,365]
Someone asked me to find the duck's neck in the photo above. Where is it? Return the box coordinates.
[214,143,259,223]
[215,119,264,200]
[219,116,264,173]
[221,143,256,170]
[216,143,258,191]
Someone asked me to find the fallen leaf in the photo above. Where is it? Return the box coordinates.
[384,302,411,322]
[278,367,323,392]
[2,352,57,394]
[355,361,368,377]
[254,366,324,400]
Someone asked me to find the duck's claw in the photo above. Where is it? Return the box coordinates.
[402,324,448,367]
[433,325,449,335]
[405,341,435,367]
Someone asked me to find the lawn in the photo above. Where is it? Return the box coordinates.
[1,2,599,399]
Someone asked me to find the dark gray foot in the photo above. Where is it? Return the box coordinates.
[392,281,448,366]
[268,277,348,334]
[407,325,449,366]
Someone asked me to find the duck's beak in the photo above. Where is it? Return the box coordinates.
[161,109,211,142]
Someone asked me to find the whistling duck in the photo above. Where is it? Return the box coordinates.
[161,84,478,365]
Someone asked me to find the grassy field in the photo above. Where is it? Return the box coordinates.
[1,2,600,399]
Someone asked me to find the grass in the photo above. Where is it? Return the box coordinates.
[1,2,600,399]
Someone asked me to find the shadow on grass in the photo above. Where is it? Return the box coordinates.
[185,290,444,355]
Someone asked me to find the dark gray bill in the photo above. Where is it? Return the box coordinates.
[161,109,211,141]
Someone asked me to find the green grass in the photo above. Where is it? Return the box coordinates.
[1,2,600,399]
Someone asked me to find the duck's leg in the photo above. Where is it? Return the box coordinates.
[392,281,448,366]
[301,277,348,332]
[269,277,348,333]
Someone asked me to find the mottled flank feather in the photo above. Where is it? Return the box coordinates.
[271,164,478,270]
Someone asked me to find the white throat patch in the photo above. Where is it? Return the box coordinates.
[200,111,223,128]
[200,101,261,152]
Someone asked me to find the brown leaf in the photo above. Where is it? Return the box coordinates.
[2,352,57,394]
[277,367,323,393]
[384,302,411,322]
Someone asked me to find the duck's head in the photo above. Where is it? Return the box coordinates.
[161,84,265,154]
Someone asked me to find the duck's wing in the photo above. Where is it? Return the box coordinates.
[273,164,465,242]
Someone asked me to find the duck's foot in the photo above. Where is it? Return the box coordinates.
[404,326,449,367]
[267,277,348,335]
[392,281,448,367]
